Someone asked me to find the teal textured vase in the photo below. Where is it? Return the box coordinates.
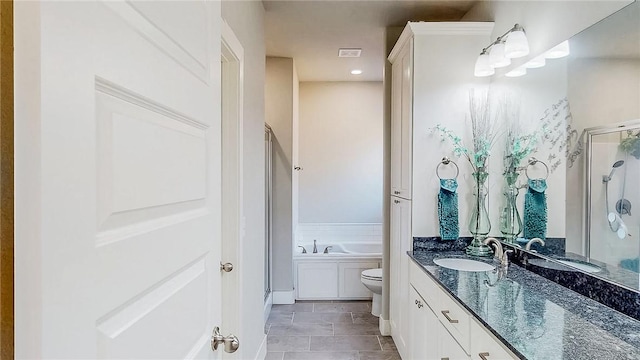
[466,172,492,257]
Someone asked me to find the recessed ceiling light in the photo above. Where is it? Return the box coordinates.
[339,48,362,57]
[351,69,363,75]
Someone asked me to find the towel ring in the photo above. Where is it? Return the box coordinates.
[436,157,459,180]
[525,157,549,180]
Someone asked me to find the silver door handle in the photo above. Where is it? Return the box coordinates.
[479,352,490,360]
[220,262,234,272]
[211,327,240,353]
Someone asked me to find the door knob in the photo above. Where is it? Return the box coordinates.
[220,262,234,272]
[211,327,240,353]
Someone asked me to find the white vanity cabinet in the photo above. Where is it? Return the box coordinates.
[390,36,413,200]
[409,260,519,360]
[390,197,412,356]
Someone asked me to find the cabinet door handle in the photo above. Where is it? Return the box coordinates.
[441,358,450,360]
[479,352,490,360]
[441,310,458,323]
[394,191,400,195]
[394,200,400,204]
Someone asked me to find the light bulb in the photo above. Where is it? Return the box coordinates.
[350,69,363,75]
[505,28,530,58]
[474,52,494,77]
[489,42,511,68]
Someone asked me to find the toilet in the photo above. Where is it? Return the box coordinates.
[360,268,383,317]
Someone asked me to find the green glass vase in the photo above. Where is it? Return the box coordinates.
[466,172,492,257]
[499,185,522,244]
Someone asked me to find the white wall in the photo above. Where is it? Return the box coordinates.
[410,29,492,237]
[221,2,266,359]
[298,82,384,225]
[265,57,297,296]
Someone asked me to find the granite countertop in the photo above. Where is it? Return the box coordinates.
[410,250,640,360]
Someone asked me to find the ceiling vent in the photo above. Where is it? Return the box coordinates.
[338,48,362,58]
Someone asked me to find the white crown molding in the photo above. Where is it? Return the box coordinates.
[388,21,495,63]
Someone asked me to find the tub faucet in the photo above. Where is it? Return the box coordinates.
[313,240,318,254]
[298,245,307,254]
[323,246,332,254]
[525,238,545,252]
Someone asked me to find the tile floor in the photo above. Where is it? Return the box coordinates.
[265,300,401,360]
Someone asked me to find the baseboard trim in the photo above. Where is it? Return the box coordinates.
[379,316,391,336]
[255,334,267,360]
[264,292,273,323]
[272,290,295,304]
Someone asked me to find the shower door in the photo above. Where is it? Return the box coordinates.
[585,121,640,275]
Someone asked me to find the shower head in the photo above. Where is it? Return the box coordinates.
[603,160,625,182]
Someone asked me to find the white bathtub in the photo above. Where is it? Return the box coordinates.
[296,242,382,256]
[293,242,382,300]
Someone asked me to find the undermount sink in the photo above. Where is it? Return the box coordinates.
[433,258,495,272]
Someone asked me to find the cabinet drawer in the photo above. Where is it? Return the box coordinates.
[409,260,440,310]
[470,319,518,360]
[437,287,471,354]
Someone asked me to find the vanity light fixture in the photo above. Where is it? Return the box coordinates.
[474,24,529,77]
[545,40,570,59]
[350,69,363,75]
[505,66,527,77]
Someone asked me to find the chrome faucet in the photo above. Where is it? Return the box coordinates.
[483,237,511,269]
[313,240,318,254]
[323,246,332,254]
[483,237,503,260]
[298,245,307,254]
[525,238,545,252]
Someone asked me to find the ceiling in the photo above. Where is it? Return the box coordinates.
[264,0,479,82]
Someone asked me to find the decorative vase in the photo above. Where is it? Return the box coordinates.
[466,172,493,256]
[499,184,522,243]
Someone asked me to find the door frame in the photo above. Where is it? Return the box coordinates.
[220,19,244,359]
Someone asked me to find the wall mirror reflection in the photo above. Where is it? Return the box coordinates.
[494,1,640,289]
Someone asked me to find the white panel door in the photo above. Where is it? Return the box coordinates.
[15,1,225,359]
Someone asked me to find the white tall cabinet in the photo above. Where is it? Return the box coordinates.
[387,22,493,359]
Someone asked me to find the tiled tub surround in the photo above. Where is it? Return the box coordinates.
[265,301,400,360]
[410,250,640,359]
[296,223,383,245]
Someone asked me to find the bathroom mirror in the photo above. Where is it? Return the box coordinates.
[493,1,640,289]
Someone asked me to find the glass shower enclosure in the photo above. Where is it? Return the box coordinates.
[585,120,640,275]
